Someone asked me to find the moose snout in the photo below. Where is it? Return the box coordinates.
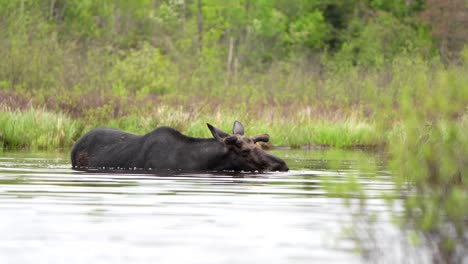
[271,162,289,172]
[265,154,289,171]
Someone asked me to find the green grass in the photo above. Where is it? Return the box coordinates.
[271,119,381,148]
[0,106,382,150]
[0,108,80,150]
[94,110,384,149]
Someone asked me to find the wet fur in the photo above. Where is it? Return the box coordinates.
[71,124,288,172]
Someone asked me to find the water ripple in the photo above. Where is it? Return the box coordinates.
[0,150,400,264]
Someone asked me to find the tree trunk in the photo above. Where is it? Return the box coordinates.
[197,0,203,53]
[225,37,234,87]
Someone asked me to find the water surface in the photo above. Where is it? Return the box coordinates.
[0,150,401,264]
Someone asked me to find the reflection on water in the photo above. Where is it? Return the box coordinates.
[0,150,426,263]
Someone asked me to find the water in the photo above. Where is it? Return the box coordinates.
[0,150,404,264]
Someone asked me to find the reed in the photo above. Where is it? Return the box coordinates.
[92,108,382,148]
[0,105,382,150]
[0,107,80,150]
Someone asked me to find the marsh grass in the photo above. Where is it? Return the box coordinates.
[0,107,80,150]
[0,104,382,150]
[98,108,383,148]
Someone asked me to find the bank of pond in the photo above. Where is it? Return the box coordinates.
[0,108,383,150]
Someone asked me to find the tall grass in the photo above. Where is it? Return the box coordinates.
[0,107,80,150]
[0,104,383,150]
[95,106,385,148]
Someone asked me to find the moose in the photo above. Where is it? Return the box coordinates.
[71,121,289,172]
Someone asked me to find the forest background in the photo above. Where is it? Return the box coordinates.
[0,0,466,149]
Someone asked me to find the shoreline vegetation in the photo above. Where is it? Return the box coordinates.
[0,105,382,150]
[1,55,466,151]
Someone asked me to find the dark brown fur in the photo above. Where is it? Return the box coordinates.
[71,121,288,172]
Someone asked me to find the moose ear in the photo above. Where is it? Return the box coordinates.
[207,123,230,141]
[233,120,245,136]
[252,134,270,143]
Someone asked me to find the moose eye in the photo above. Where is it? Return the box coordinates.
[241,149,251,157]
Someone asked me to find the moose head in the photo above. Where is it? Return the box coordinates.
[207,121,289,172]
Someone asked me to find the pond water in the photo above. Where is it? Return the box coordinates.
[0,150,417,263]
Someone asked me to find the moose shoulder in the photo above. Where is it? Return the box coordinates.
[71,121,288,172]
